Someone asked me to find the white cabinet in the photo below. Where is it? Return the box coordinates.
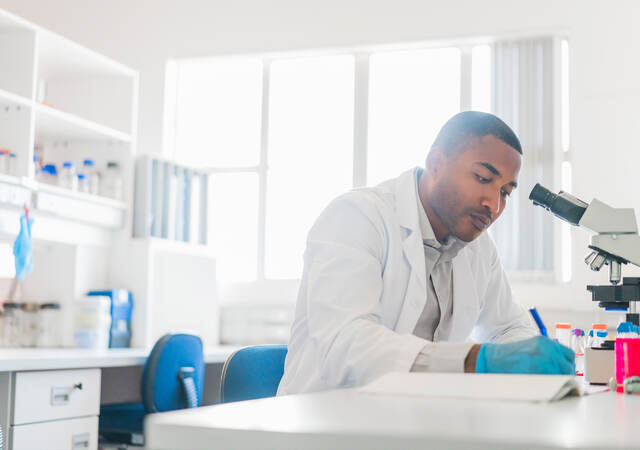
[0,369,101,450]
[12,416,98,450]
[13,369,100,425]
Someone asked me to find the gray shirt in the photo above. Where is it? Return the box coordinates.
[412,190,466,341]
[411,169,473,372]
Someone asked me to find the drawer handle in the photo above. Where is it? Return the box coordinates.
[72,432,90,449]
[50,383,83,406]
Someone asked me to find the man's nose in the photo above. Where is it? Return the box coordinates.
[481,189,501,215]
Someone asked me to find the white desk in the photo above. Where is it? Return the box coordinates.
[0,346,237,371]
[0,346,238,450]
[145,388,640,450]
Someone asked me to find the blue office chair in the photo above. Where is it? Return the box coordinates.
[99,333,205,445]
[220,345,288,403]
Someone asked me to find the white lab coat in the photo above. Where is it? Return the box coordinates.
[277,168,536,395]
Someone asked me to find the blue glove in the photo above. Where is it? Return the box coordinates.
[476,336,575,375]
[13,213,34,281]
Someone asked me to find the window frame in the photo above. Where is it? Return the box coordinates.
[164,35,569,286]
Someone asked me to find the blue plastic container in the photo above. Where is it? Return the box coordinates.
[87,289,133,348]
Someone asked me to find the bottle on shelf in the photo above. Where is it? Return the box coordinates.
[83,158,100,195]
[37,164,58,184]
[33,155,41,176]
[78,173,89,193]
[9,153,17,176]
[102,161,123,200]
[59,161,78,190]
[33,154,43,180]
[0,150,8,174]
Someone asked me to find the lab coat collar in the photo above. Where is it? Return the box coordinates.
[393,168,428,332]
[394,167,424,234]
[391,168,480,337]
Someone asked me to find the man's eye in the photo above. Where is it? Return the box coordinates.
[474,174,491,183]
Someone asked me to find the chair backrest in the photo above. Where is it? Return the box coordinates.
[220,345,288,403]
[142,333,205,413]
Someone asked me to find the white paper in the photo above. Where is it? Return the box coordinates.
[359,372,582,403]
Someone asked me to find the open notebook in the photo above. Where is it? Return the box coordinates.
[358,372,583,402]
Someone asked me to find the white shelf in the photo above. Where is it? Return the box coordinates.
[0,88,31,108]
[0,177,128,245]
[36,182,127,210]
[38,30,136,80]
[0,9,36,32]
[35,103,132,143]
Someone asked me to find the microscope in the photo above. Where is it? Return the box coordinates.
[529,184,640,382]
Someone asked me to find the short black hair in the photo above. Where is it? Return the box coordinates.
[431,111,522,155]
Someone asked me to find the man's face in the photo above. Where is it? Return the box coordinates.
[427,135,521,242]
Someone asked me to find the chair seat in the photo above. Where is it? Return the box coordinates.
[100,402,146,433]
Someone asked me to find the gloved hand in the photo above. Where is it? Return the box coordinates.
[475,336,575,375]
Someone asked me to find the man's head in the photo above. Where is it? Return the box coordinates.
[420,111,522,243]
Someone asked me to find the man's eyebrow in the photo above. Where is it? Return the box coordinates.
[475,162,518,188]
[476,161,500,176]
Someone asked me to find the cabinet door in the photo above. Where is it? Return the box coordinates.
[13,369,100,425]
[12,416,97,450]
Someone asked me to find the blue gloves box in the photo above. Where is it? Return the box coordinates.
[87,289,133,348]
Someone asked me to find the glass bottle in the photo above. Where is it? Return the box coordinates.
[37,164,58,185]
[102,161,123,200]
[20,302,40,347]
[38,303,61,347]
[83,158,100,195]
[77,173,89,193]
[59,161,78,190]
[3,303,21,347]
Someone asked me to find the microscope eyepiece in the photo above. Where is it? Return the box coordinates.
[529,183,588,226]
[529,184,557,210]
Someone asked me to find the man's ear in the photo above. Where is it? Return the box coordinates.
[426,147,445,175]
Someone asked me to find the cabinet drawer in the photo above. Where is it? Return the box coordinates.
[13,369,100,425]
[12,416,98,450]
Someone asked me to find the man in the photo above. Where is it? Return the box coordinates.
[277,111,574,395]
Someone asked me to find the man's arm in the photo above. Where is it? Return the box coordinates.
[300,193,427,389]
[464,344,481,372]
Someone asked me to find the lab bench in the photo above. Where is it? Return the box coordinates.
[146,387,640,450]
[0,346,237,450]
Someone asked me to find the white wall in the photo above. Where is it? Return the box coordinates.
[3,0,640,319]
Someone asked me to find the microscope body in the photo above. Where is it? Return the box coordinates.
[529,185,640,324]
[529,185,640,384]
[578,198,640,323]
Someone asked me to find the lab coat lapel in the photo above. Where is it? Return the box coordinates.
[393,169,427,334]
[448,252,480,340]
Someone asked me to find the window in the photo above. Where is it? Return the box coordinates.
[367,48,461,185]
[266,56,355,279]
[172,58,263,167]
[167,36,566,287]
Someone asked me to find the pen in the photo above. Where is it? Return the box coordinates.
[529,307,548,337]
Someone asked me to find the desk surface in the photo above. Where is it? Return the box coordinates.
[145,387,640,450]
[0,346,239,371]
